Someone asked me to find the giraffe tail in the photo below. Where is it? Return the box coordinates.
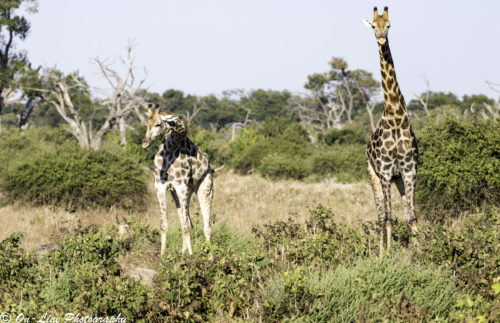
[211,165,225,173]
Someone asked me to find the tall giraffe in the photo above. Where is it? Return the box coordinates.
[142,105,213,257]
[364,7,418,255]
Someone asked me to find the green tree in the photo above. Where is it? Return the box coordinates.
[0,0,38,113]
[303,57,379,130]
[239,89,291,122]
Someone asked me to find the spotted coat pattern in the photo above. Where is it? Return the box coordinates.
[143,107,213,256]
[365,7,418,255]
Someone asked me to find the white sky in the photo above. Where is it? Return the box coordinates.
[20,0,500,101]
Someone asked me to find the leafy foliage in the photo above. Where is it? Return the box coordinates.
[416,118,500,217]
[416,210,500,297]
[0,207,498,320]
[1,147,147,210]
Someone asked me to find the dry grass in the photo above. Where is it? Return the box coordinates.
[0,170,407,251]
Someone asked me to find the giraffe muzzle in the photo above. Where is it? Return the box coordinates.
[376,36,387,45]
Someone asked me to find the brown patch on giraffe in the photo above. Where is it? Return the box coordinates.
[387,78,394,90]
[401,116,409,128]
[389,93,398,104]
[382,156,391,163]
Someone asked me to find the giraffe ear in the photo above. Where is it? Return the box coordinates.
[363,19,374,28]
[373,6,378,21]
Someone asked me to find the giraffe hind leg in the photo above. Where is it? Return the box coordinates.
[196,173,213,243]
[402,173,418,235]
[367,161,386,256]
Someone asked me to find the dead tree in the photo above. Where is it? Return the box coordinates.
[94,44,147,147]
[482,81,500,121]
[288,93,345,131]
[413,77,431,116]
[10,97,42,130]
[228,108,252,141]
[32,70,116,150]
[182,104,205,126]
[356,84,377,132]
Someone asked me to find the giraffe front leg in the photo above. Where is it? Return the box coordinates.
[381,179,392,252]
[367,161,386,257]
[155,181,169,258]
[174,186,193,255]
[196,173,213,243]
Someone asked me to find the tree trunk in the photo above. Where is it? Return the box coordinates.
[119,116,127,147]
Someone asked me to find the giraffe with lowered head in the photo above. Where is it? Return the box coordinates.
[142,105,214,257]
[364,7,419,255]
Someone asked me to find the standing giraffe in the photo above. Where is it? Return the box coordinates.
[142,105,213,257]
[364,7,419,255]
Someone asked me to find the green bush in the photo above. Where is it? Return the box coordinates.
[252,205,376,269]
[311,144,366,181]
[0,127,77,179]
[416,210,500,297]
[319,123,370,146]
[307,254,461,321]
[1,207,498,321]
[1,148,147,210]
[416,118,500,218]
[258,153,309,180]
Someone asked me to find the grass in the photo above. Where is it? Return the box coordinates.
[306,253,461,321]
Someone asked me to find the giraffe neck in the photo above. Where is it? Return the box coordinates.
[161,121,187,152]
[378,40,407,117]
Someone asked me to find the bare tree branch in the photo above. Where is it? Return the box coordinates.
[93,42,148,146]
[182,103,205,125]
[228,108,253,141]
[413,76,430,115]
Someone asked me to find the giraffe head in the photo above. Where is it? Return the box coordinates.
[142,104,185,148]
[364,6,390,45]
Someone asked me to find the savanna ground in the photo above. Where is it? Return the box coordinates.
[0,171,383,252]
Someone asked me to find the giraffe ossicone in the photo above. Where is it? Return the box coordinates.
[142,104,214,257]
[365,7,419,256]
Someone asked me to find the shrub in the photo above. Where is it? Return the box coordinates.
[307,254,461,321]
[1,148,147,210]
[0,127,76,180]
[416,210,500,297]
[252,205,376,269]
[416,118,500,218]
[311,144,366,181]
[1,207,497,321]
[320,123,370,146]
[258,153,308,180]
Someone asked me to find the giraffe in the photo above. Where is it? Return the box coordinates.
[364,7,419,256]
[142,105,214,257]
